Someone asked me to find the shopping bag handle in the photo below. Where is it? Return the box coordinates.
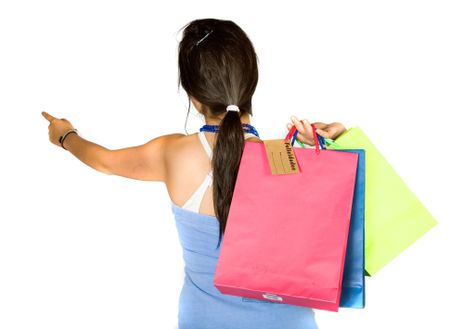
[285,124,324,154]
[285,125,341,151]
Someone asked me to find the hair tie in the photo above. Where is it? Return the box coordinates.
[226,105,240,112]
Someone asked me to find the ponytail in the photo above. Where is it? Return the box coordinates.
[212,109,245,248]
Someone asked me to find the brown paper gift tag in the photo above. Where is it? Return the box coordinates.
[263,139,300,175]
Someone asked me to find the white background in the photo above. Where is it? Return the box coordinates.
[1,0,449,328]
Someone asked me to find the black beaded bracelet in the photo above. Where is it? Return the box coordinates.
[59,129,78,150]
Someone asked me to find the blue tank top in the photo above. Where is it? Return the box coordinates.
[171,202,318,329]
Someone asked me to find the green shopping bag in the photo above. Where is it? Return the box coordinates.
[327,127,437,275]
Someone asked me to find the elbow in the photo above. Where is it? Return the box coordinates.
[91,161,113,175]
[98,166,114,175]
[98,149,115,176]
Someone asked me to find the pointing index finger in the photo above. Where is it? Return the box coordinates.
[42,111,55,122]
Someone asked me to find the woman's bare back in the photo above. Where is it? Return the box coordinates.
[165,132,262,217]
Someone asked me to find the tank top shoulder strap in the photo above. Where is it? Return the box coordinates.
[198,131,213,160]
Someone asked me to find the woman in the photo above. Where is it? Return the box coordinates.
[42,18,346,329]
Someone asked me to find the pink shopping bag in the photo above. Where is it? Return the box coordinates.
[214,126,359,312]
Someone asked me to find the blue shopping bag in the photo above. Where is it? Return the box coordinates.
[338,149,365,308]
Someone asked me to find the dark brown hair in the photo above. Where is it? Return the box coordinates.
[178,18,259,247]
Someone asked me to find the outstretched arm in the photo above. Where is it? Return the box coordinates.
[42,111,182,182]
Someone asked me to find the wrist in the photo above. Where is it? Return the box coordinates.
[332,124,346,139]
[335,127,350,141]
[60,130,79,150]
[339,127,347,137]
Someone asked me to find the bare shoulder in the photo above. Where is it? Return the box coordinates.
[164,132,199,157]
[163,133,211,172]
[164,132,212,188]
